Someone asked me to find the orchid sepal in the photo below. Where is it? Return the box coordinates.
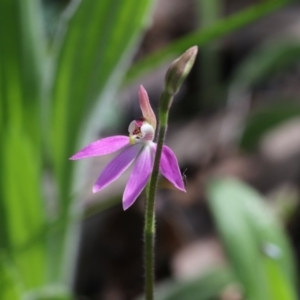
[139,85,156,130]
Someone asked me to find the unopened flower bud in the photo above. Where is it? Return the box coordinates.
[164,46,198,95]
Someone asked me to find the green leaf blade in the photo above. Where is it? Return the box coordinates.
[1,131,47,288]
[207,178,297,300]
[50,0,154,208]
[124,0,294,86]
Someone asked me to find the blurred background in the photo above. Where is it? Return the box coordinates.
[1,0,300,299]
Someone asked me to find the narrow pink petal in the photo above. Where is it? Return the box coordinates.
[70,136,129,160]
[139,85,157,130]
[123,145,154,210]
[93,144,143,193]
[160,145,186,192]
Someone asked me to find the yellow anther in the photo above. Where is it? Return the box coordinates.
[129,134,136,145]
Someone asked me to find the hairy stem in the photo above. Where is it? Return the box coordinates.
[144,91,173,300]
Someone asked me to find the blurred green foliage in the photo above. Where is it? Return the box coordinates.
[208,179,297,300]
[155,268,235,300]
[0,0,154,297]
[240,101,300,150]
[154,179,297,300]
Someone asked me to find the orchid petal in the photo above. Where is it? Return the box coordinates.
[139,85,156,130]
[123,145,153,210]
[70,136,129,160]
[160,145,186,192]
[93,144,142,193]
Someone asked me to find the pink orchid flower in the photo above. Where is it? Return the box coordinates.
[70,85,185,210]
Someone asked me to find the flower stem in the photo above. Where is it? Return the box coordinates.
[144,91,173,300]
[143,46,197,299]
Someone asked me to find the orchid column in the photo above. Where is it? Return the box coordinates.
[144,46,198,300]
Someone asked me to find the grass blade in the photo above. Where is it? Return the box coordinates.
[124,0,294,86]
[207,178,297,300]
[47,0,154,281]
[49,0,154,211]
[0,0,47,290]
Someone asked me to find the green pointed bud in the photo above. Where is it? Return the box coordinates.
[164,46,198,96]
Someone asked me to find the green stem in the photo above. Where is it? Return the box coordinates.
[144,91,173,300]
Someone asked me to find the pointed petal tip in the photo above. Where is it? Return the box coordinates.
[92,185,99,193]
[122,202,130,211]
[122,193,137,210]
[178,180,186,192]
[122,197,137,210]
[173,182,186,193]
[138,85,148,100]
[139,84,146,92]
[69,152,80,160]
